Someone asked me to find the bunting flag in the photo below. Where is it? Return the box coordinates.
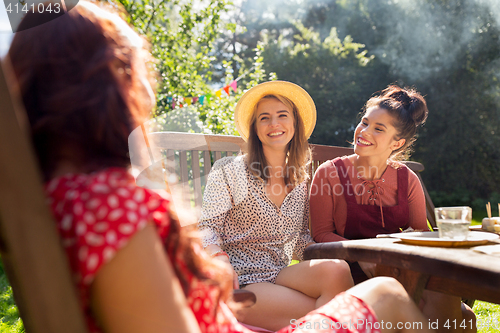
[165,66,254,109]
[230,80,237,92]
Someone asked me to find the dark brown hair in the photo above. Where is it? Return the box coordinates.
[246,95,311,186]
[8,0,230,302]
[363,85,428,160]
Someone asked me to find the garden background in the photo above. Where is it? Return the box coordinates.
[114,0,500,215]
[2,0,500,331]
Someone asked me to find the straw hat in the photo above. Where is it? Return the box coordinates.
[234,81,317,141]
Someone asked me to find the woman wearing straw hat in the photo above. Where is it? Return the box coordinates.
[198,81,355,330]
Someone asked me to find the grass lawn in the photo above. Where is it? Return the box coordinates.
[0,259,498,332]
[470,217,500,332]
[0,263,23,333]
[474,301,500,332]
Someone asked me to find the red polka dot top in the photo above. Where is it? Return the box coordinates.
[45,167,247,333]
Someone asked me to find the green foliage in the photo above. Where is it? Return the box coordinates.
[251,0,500,202]
[430,190,500,222]
[111,0,272,135]
[195,49,276,136]
[115,0,232,103]
[474,301,500,333]
[261,21,377,145]
[0,261,23,333]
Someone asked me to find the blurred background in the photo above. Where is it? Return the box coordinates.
[2,0,500,215]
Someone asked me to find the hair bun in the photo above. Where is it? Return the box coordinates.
[382,85,428,127]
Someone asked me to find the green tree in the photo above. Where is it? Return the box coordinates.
[113,0,273,135]
[261,22,379,145]
[271,0,500,202]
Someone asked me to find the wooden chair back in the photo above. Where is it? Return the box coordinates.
[139,132,353,206]
[139,133,436,228]
[0,61,87,332]
[401,161,437,229]
[142,132,246,208]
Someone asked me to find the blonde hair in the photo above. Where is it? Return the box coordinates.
[246,95,311,186]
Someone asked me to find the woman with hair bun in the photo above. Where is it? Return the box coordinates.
[311,85,429,249]
[310,85,476,333]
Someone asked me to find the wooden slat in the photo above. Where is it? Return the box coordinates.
[165,149,176,180]
[403,161,425,173]
[203,151,212,176]
[179,151,189,189]
[191,151,202,208]
[149,132,244,152]
[311,144,353,162]
[402,161,436,229]
[214,151,222,162]
[0,60,87,333]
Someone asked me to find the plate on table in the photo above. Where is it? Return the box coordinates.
[387,231,499,247]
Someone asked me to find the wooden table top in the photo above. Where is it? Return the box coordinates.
[304,237,500,304]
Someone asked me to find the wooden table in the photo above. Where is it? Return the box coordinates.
[304,238,500,304]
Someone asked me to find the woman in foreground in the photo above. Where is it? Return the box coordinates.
[9,2,434,332]
[310,85,476,333]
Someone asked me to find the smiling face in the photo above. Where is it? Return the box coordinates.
[254,97,295,153]
[354,107,405,159]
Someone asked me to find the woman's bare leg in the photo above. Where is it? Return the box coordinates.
[239,259,352,331]
[240,282,316,331]
[462,302,477,333]
[348,277,435,333]
[420,291,477,333]
[275,259,354,308]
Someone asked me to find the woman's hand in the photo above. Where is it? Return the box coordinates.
[213,254,239,290]
[206,245,239,289]
[358,261,377,278]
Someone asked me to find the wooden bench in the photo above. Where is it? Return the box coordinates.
[136,131,436,229]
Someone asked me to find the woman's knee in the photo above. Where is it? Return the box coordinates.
[348,277,414,322]
[312,259,353,286]
[462,302,477,329]
[312,259,350,278]
[363,276,408,300]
